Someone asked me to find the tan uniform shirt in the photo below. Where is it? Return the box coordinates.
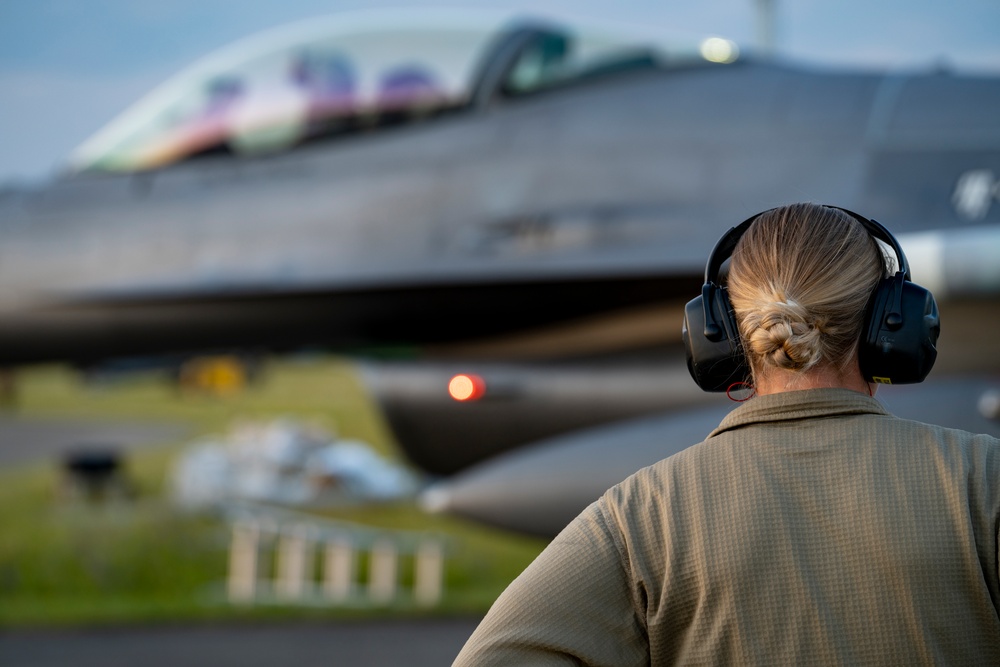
[455,388,1000,665]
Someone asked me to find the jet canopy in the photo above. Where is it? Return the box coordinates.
[68,10,737,173]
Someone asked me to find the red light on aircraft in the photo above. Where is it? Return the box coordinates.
[448,373,486,402]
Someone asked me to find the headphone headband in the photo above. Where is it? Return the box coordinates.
[703,206,910,288]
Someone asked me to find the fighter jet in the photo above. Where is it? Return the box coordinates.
[0,10,740,366]
[1,10,999,535]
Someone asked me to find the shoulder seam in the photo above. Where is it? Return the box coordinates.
[596,494,649,631]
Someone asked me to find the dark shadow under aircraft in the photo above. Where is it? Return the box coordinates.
[2,9,999,535]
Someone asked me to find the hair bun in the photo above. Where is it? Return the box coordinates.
[746,298,824,371]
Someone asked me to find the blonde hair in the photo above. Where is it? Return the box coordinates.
[727,204,888,379]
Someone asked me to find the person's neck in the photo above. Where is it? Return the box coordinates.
[754,362,876,397]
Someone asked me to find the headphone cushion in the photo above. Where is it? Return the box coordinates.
[683,288,749,391]
[859,277,940,384]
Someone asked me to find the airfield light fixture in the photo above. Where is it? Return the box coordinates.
[448,373,486,402]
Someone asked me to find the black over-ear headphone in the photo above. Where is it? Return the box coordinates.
[681,206,940,392]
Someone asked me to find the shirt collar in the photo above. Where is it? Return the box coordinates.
[709,387,891,438]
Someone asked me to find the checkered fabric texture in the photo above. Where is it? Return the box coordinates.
[455,388,1000,666]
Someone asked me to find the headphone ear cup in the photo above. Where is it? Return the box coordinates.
[859,275,940,384]
[683,286,750,391]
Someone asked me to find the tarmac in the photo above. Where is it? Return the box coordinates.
[0,415,187,467]
[0,618,482,666]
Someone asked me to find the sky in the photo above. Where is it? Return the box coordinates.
[1,0,999,185]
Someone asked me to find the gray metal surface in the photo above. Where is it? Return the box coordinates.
[0,54,998,364]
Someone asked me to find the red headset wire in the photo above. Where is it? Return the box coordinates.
[727,382,756,402]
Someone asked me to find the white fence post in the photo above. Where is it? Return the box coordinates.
[275,525,312,599]
[415,539,444,606]
[369,538,399,604]
[227,522,259,603]
[323,537,356,602]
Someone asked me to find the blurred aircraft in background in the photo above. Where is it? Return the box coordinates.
[1,9,999,536]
